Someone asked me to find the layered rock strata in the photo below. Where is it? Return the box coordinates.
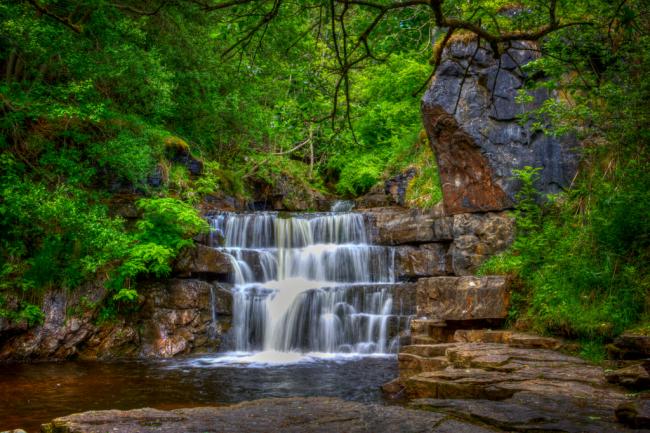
[384,329,646,433]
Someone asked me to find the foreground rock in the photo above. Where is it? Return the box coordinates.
[385,331,645,433]
[41,397,502,433]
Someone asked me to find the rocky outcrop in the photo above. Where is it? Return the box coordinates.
[0,279,232,360]
[416,276,510,321]
[41,397,504,433]
[362,207,513,275]
[0,283,110,360]
[606,362,650,390]
[355,168,418,209]
[422,39,579,215]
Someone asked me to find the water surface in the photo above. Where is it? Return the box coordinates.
[0,355,397,432]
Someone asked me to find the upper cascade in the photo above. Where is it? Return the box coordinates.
[208,211,398,357]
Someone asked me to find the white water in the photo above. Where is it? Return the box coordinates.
[208,209,400,364]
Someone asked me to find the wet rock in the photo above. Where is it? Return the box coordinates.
[394,244,451,279]
[140,279,232,357]
[416,276,510,321]
[40,397,505,433]
[616,400,650,429]
[606,362,650,390]
[422,39,579,215]
[173,244,232,277]
[448,212,514,275]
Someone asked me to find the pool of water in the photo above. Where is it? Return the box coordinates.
[0,354,398,432]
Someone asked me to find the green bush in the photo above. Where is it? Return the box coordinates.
[480,164,649,342]
[108,198,209,303]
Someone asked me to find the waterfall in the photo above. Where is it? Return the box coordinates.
[209,211,398,359]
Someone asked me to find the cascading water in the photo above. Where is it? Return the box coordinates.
[209,207,401,362]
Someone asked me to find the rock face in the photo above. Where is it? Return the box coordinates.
[41,397,503,433]
[0,279,232,360]
[449,212,514,275]
[394,244,451,279]
[138,279,232,357]
[0,283,111,360]
[416,276,510,321]
[422,40,579,215]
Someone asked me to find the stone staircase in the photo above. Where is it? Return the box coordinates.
[383,329,648,432]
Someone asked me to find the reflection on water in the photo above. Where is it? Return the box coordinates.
[0,355,397,432]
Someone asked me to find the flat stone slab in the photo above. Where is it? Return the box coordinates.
[41,397,505,433]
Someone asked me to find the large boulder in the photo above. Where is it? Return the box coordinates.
[422,39,579,215]
[416,276,510,321]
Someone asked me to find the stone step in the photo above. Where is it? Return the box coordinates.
[401,343,458,358]
[411,334,441,345]
[416,276,510,321]
[453,329,562,350]
[398,353,449,379]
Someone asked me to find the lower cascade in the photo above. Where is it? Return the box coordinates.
[209,209,404,359]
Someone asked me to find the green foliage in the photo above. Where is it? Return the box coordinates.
[404,142,443,209]
[480,162,650,342]
[335,154,383,196]
[107,198,208,303]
